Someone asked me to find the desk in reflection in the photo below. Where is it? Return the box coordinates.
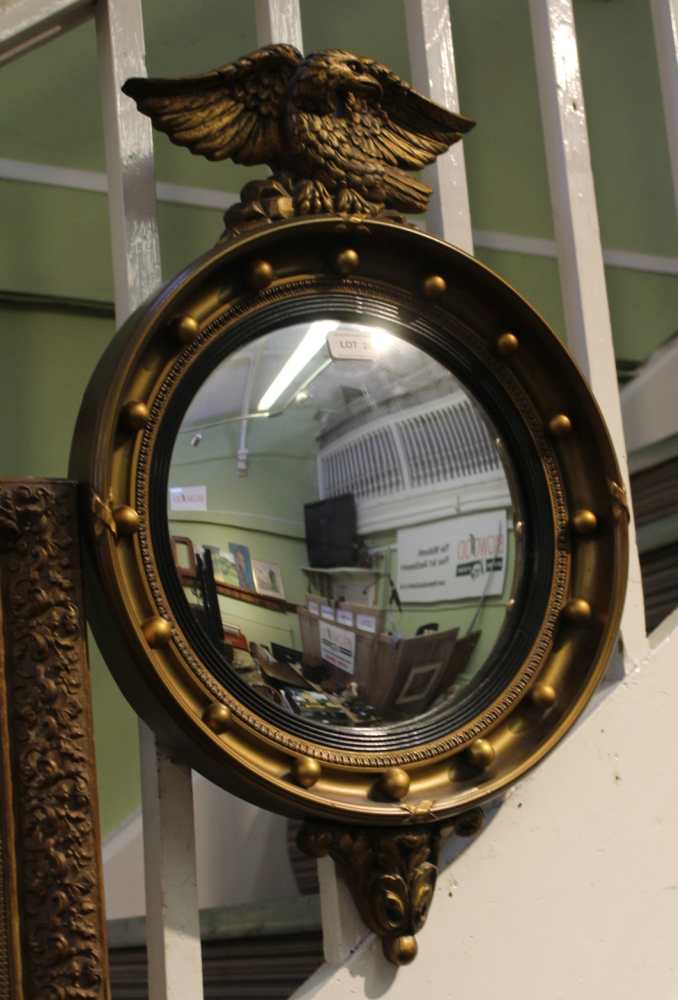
[187,577,482,727]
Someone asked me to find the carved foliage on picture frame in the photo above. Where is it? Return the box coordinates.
[0,481,110,1000]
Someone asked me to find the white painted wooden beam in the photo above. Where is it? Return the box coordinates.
[0,157,239,212]
[403,0,473,251]
[95,0,162,321]
[316,856,370,965]
[2,156,677,277]
[473,227,678,277]
[96,4,204,998]
[0,0,92,64]
[650,0,678,220]
[139,723,204,1000]
[529,0,648,665]
[255,0,303,51]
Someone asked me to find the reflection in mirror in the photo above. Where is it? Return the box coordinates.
[168,320,523,730]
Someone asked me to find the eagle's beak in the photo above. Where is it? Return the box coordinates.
[354,74,382,97]
[338,69,382,98]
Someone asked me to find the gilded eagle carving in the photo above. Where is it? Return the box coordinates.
[123,45,474,228]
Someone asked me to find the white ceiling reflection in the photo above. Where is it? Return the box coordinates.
[180,321,459,442]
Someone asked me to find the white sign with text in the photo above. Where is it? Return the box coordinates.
[336,607,354,628]
[397,510,507,603]
[356,612,377,633]
[169,485,207,511]
[327,329,376,360]
[319,621,356,674]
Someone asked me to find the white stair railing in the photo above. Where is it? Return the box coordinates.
[404,0,473,252]
[95,1,205,997]
[529,0,647,666]
[650,0,678,219]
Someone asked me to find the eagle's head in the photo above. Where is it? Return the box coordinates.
[290,49,382,113]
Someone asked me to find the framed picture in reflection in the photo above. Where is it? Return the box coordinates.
[253,559,286,599]
[170,535,196,576]
[206,546,240,587]
[228,542,255,591]
[395,660,444,707]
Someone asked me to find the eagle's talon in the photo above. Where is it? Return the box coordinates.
[293,180,334,215]
[223,175,296,233]
[335,187,381,216]
[240,177,292,202]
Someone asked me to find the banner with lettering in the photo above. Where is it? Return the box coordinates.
[397,510,507,603]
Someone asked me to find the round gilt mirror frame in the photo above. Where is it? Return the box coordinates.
[71,215,628,821]
[71,217,627,964]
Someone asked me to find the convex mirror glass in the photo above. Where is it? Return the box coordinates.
[167,319,524,731]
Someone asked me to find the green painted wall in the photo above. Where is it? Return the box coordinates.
[1,0,676,834]
[169,417,319,652]
[171,418,318,535]
[0,305,142,834]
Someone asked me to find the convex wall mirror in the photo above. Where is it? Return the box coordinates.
[70,44,628,965]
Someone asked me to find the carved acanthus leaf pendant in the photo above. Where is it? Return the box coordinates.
[298,823,441,965]
[297,808,485,965]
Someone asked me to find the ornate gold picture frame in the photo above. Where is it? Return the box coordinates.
[0,480,110,999]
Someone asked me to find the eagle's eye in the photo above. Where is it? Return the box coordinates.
[347,61,363,74]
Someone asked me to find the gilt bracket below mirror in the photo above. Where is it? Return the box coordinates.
[298,807,484,964]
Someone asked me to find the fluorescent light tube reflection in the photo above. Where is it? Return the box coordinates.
[370,327,395,353]
[257,320,338,411]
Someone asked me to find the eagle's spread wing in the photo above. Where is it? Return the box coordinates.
[122,45,302,166]
[362,59,475,171]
